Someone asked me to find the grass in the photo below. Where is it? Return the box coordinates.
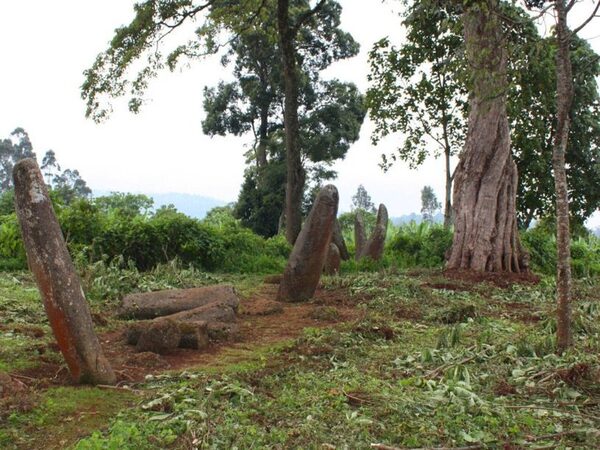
[1,271,600,448]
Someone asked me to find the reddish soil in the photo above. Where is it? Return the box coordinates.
[444,268,540,288]
[11,284,364,388]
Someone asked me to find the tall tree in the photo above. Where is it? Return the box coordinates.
[367,2,467,227]
[447,0,527,272]
[368,1,600,230]
[351,184,376,213]
[82,0,362,244]
[421,185,441,223]
[41,150,61,185]
[525,0,600,352]
[0,128,36,192]
[202,3,364,236]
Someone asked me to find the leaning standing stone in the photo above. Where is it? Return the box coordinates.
[13,158,116,385]
[354,212,366,261]
[332,219,350,261]
[323,243,341,276]
[360,203,389,261]
[277,185,339,302]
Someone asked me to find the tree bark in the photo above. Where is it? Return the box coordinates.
[446,0,527,273]
[278,0,305,244]
[553,0,574,352]
[444,144,453,228]
[13,158,116,385]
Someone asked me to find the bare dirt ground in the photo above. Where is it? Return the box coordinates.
[12,283,364,388]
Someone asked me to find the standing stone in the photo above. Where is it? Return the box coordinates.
[354,212,366,261]
[323,243,341,276]
[277,185,339,302]
[332,219,350,261]
[13,158,115,385]
[360,203,389,261]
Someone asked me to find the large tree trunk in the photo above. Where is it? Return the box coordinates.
[553,0,574,352]
[446,0,527,272]
[278,0,304,244]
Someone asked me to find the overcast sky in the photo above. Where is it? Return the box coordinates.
[1,0,599,226]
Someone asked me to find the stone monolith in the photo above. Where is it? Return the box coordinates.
[13,158,116,385]
[277,185,339,302]
[360,203,388,261]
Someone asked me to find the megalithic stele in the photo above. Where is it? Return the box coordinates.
[13,158,116,385]
[277,184,339,302]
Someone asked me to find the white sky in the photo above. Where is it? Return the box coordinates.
[0,0,598,226]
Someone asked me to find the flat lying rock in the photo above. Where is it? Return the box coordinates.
[125,299,239,354]
[119,285,239,319]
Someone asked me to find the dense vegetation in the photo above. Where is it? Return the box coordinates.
[2,188,599,279]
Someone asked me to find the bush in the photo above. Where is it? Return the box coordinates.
[387,222,452,268]
[521,226,600,278]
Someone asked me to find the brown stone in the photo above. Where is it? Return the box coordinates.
[119,285,239,319]
[359,204,388,261]
[332,219,350,260]
[277,185,339,302]
[13,158,115,385]
[135,319,182,354]
[354,212,366,261]
[323,243,341,275]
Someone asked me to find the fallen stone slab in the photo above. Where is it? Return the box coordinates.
[119,285,239,319]
[125,300,239,353]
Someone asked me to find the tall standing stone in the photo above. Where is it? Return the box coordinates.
[323,243,341,276]
[354,212,366,261]
[360,203,389,261]
[13,158,116,385]
[332,219,350,261]
[277,185,339,302]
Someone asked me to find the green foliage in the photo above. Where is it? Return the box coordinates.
[0,128,36,191]
[69,272,600,449]
[388,222,453,268]
[420,185,441,222]
[366,1,466,170]
[351,184,375,213]
[521,224,600,278]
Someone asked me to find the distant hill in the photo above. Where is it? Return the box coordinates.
[390,212,444,226]
[94,191,228,219]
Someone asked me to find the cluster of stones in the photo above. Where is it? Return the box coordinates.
[120,285,240,354]
[354,204,388,261]
[13,159,387,383]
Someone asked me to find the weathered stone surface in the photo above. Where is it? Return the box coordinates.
[360,204,389,261]
[363,203,388,261]
[125,300,237,353]
[126,319,210,351]
[135,319,181,354]
[13,158,115,385]
[323,243,341,275]
[178,321,210,349]
[119,285,239,319]
[277,185,339,302]
[332,219,350,261]
[354,213,366,261]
